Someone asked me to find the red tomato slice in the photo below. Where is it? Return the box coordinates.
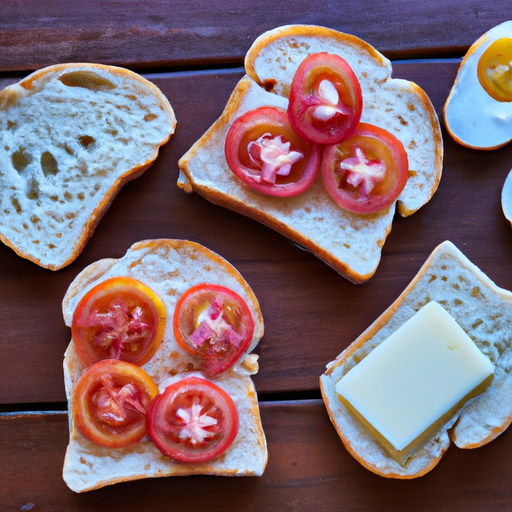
[321,123,409,214]
[224,106,321,197]
[147,376,238,463]
[173,284,254,375]
[72,276,167,367]
[288,52,363,145]
[72,359,159,448]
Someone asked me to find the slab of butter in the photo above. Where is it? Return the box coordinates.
[335,301,494,465]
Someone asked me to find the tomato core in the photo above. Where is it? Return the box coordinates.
[173,284,254,375]
[321,123,409,214]
[225,106,321,196]
[147,376,238,463]
[73,359,159,448]
[288,53,363,145]
[72,276,167,367]
[247,132,304,184]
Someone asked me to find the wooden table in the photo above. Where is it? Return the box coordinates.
[2,2,512,510]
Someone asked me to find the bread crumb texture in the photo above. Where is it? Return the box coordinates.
[0,64,176,269]
[321,241,512,478]
[178,25,442,283]
[62,239,267,492]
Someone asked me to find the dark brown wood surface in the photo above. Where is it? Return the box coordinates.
[4,403,512,511]
[0,0,510,71]
[2,2,512,510]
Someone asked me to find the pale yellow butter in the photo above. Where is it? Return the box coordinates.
[336,301,494,465]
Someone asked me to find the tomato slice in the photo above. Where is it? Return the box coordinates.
[321,123,409,214]
[72,359,159,448]
[288,52,363,145]
[147,376,238,463]
[71,276,167,367]
[224,106,321,197]
[173,284,254,375]
[477,37,512,102]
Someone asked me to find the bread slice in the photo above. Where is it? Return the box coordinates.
[62,239,267,492]
[320,241,512,478]
[178,25,443,283]
[0,64,176,270]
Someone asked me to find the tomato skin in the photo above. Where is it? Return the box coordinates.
[72,276,167,367]
[147,376,239,463]
[477,37,512,102]
[321,123,409,214]
[224,106,321,197]
[173,283,254,376]
[72,359,159,449]
[288,52,363,145]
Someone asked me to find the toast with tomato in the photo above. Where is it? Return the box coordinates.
[62,239,267,493]
[178,25,443,283]
[320,241,512,478]
[0,63,176,270]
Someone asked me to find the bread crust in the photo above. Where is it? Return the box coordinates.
[320,241,512,478]
[62,239,267,492]
[178,25,442,283]
[0,63,176,270]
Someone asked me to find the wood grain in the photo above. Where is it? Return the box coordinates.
[0,0,510,72]
[3,6,512,509]
[3,61,512,405]
[2,403,512,511]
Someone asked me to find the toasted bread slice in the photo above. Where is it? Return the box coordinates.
[178,25,442,283]
[0,64,176,270]
[62,239,267,493]
[320,241,512,478]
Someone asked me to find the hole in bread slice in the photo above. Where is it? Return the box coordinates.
[59,71,116,92]
[78,136,96,149]
[12,148,32,173]
[41,151,59,176]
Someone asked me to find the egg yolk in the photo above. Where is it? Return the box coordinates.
[477,37,512,102]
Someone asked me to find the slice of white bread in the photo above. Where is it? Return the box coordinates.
[0,64,176,270]
[62,239,267,493]
[178,25,443,283]
[320,241,512,478]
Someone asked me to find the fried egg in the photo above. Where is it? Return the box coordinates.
[443,21,512,150]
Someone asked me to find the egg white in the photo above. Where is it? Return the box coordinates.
[443,20,512,150]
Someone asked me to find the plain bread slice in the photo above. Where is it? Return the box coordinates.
[0,63,176,269]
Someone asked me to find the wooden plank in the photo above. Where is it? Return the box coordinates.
[2,402,512,510]
[3,61,512,405]
[0,1,510,72]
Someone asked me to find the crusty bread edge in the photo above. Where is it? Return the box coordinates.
[244,24,389,94]
[397,80,443,217]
